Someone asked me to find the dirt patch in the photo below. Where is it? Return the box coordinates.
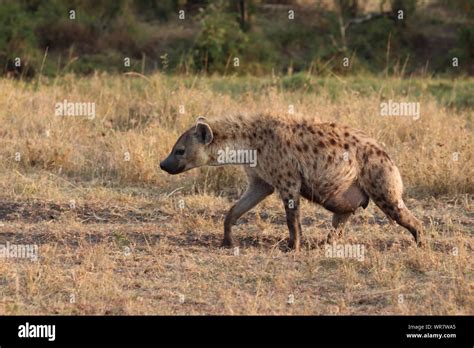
[0,200,172,224]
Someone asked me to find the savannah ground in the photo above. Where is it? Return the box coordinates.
[0,73,472,314]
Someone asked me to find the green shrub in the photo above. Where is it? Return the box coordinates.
[0,2,37,59]
[192,0,248,73]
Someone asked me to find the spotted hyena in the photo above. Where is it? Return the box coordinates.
[160,114,423,251]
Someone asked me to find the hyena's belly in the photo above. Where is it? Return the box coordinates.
[301,179,369,214]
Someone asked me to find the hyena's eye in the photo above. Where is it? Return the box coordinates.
[175,148,185,156]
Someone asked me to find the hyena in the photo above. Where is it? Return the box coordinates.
[160,114,423,251]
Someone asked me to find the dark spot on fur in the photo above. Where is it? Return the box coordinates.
[329,138,337,146]
[318,141,326,148]
[344,132,350,137]
[344,143,349,150]
[318,130,324,136]
[303,143,309,151]
[296,144,302,152]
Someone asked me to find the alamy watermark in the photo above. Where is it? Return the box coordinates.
[55,99,96,120]
[18,322,55,341]
[217,146,257,167]
[0,241,38,261]
[325,243,365,262]
[380,100,420,120]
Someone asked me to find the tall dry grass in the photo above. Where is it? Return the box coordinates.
[0,73,471,201]
[0,73,472,315]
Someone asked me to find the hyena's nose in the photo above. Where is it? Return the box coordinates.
[159,161,165,171]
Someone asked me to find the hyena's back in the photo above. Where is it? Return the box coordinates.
[250,118,422,244]
[254,120,381,207]
[161,113,423,248]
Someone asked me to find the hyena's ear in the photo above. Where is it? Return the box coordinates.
[196,120,213,145]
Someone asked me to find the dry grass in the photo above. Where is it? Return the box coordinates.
[0,73,472,315]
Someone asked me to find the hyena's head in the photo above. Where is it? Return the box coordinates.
[160,117,214,175]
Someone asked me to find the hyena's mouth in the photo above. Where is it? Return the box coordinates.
[159,161,185,175]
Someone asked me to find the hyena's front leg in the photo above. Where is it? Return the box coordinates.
[280,187,302,251]
[223,177,274,248]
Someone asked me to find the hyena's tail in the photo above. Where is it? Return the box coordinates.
[359,162,423,246]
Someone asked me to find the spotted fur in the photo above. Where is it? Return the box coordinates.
[160,113,423,250]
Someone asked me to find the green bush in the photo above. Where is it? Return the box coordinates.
[192,0,248,73]
[0,2,37,59]
[281,73,313,91]
[0,0,472,77]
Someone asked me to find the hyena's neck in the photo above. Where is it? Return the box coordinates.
[207,118,254,166]
[210,118,253,149]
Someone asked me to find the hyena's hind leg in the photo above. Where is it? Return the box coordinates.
[324,183,369,243]
[361,164,423,246]
[374,198,423,246]
[326,212,352,243]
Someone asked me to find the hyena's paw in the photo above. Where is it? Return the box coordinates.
[221,237,234,248]
[285,239,301,252]
[326,229,344,244]
[415,233,424,247]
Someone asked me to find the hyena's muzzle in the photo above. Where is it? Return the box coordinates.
[159,154,185,175]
